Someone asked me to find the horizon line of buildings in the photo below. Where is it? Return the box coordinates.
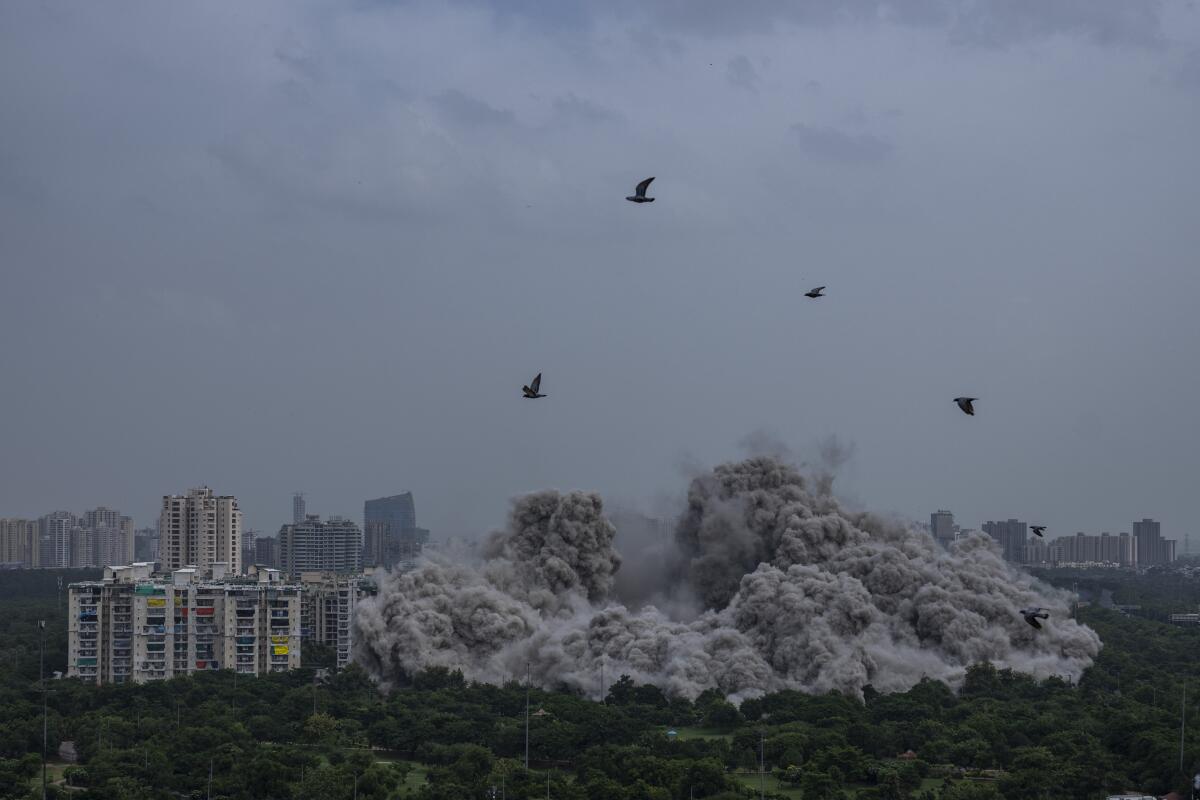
[4,488,431,579]
[930,510,1182,568]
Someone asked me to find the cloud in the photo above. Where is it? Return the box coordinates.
[791,123,894,164]
[726,55,759,92]
[430,89,516,128]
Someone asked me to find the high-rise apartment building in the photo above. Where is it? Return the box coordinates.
[254,536,279,569]
[133,527,160,563]
[363,493,429,569]
[293,493,306,525]
[67,563,301,684]
[40,511,77,568]
[159,487,243,574]
[982,519,1027,563]
[79,508,134,568]
[1133,518,1175,567]
[279,515,362,577]
[0,518,40,567]
[1026,531,1137,567]
[930,510,955,548]
[241,529,258,571]
[298,572,368,670]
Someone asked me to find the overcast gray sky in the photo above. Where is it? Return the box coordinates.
[2,1,1199,547]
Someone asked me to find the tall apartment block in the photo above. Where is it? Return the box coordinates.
[1133,518,1176,567]
[293,493,306,525]
[40,511,77,568]
[279,515,363,577]
[254,536,279,569]
[0,518,40,567]
[363,493,429,569]
[930,510,955,548]
[159,487,243,574]
[298,572,368,670]
[982,519,1027,563]
[68,563,301,684]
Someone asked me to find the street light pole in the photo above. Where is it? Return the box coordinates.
[524,661,531,770]
[1182,684,1188,774]
[759,730,765,800]
[40,620,47,800]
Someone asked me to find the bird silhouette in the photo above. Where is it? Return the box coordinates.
[626,177,655,203]
[804,286,826,299]
[522,373,546,399]
[1031,525,1046,538]
[1020,607,1049,629]
[954,397,977,416]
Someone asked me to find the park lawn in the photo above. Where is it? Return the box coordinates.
[667,726,735,742]
[732,771,803,799]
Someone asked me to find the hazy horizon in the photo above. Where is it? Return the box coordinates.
[3,1,1199,548]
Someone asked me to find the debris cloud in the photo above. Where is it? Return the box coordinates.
[353,457,1101,699]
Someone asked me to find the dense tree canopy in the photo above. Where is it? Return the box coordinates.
[2,568,1200,799]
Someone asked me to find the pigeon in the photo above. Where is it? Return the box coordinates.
[1020,607,1049,629]
[626,177,655,203]
[804,286,826,299]
[1031,525,1046,538]
[953,397,977,416]
[522,373,546,399]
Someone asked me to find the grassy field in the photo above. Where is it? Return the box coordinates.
[664,726,735,741]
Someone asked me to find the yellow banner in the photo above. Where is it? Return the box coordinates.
[146,598,166,607]
[272,645,289,655]
[270,635,288,644]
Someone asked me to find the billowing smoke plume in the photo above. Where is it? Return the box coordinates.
[353,457,1101,699]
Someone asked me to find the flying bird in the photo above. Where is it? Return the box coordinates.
[522,373,546,399]
[804,287,826,299]
[953,397,977,416]
[1020,607,1050,629]
[626,177,655,203]
[1031,525,1046,538]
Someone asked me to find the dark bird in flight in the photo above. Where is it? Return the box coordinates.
[522,373,546,399]
[626,177,655,203]
[1020,607,1049,629]
[804,286,826,299]
[1031,525,1046,538]
[954,397,977,416]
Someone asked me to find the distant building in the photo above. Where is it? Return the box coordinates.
[982,519,1027,563]
[40,512,77,568]
[930,510,955,548]
[133,527,159,563]
[159,487,243,574]
[254,535,279,569]
[67,563,301,685]
[279,515,362,577]
[0,518,40,567]
[1034,531,1137,567]
[298,572,368,670]
[1133,518,1175,567]
[241,529,258,572]
[364,493,429,569]
[80,508,134,568]
[293,493,306,525]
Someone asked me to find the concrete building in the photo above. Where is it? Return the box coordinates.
[254,535,279,569]
[364,493,429,569]
[79,508,134,568]
[67,563,301,685]
[0,518,40,567]
[930,510,955,548]
[40,512,77,568]
[159,487,243,574]
[1034,531,1137,567]
[241,529,258,572]
[133,528,159,563]
[293,493,306,525]
[298,572,368,670]
[982,519,1027,563]
[279,515,363,577]
[1133,518,1175,567]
